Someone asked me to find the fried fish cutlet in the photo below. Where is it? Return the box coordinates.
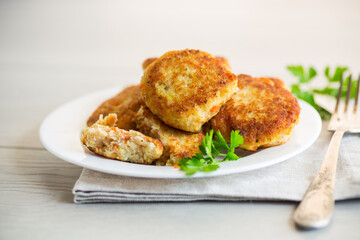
[211,74,301,151]
[215,57,231,69]
[142,56,231,70]
[142,57,158,70]
[81,114,163,164]
[135,106,204,166]
[140,49,237,133]
[87,85,144,130]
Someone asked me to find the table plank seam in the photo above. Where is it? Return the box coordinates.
[0,145,46,151]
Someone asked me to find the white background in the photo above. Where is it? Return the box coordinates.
[1,0,359,78]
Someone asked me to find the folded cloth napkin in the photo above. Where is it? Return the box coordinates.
[73,122,360,203]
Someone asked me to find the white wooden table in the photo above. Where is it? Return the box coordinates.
[1,1,360,239]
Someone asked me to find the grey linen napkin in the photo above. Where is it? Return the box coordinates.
[73,122,360,203]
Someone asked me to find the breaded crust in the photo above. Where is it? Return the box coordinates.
[142,56,231,70]
[211,74,301,151]
[135,106,204,166]
[215,57,231,69]
[142,57,158,70]
[87,85,144,130]
[140,49,237,132]
[81,114,163,164]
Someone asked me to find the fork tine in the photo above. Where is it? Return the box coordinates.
[334,74,344,114]
[344,75,352,113]
[354,74,360,114]
[334,75,344,114]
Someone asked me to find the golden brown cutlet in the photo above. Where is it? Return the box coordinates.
[211,74,301,151]
[142,58,158,70]
[135,106,204,166]
[142,56,231,70]
[140,49,237,133]
[87,85,144,130]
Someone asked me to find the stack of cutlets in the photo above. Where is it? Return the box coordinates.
[81,49,300,165]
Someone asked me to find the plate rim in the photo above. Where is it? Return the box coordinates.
[39,86,322,179]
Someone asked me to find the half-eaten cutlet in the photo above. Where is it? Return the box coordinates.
[82,113,163,164]
[87,85,144,130]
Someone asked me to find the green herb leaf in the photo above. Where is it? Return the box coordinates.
[313,87,338,97]
[287,65,317,83]
[287,65,334,120]
[308,67,317,80]
[178,158,210,176]
[200,130,215,161]
[291,84,316,106]
[313,74,357,99]
[224,152,240,161]
[324,66,330,79]
[213,130,230,150]
[316,107,332,120]
[230,130,243,149]
[223,130,243,161]
[290,84,332,120]
[324,66,348,82]
[178,130,243,175]
[202,164,220,172]
[287,66,306,83]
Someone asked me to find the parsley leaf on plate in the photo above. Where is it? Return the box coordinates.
[178,130,243,175]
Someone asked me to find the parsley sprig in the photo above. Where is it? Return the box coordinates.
[287,65,358,120]
[313,67,357,99]
[287,65,331,120]
[178,130,243,175]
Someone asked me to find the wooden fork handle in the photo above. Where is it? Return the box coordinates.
[293,129,345,229]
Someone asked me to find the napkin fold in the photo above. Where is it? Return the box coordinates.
[73,122,360,203]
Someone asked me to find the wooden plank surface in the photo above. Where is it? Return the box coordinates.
[1,148,360,240]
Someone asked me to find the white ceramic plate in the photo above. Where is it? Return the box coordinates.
[40,86,322,179]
